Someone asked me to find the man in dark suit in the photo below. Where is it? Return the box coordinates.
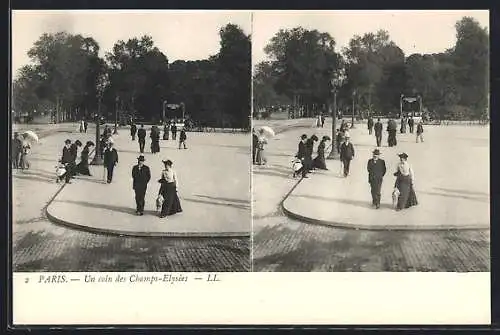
[367,148,386,209]
[132,155,151,215]
[340,136,355,177]
[297,134,308,178]
[103,142,119,183]
[171,123,177,140]
[305,135,318,173]
[408,117,415,133]
[178,129,187,149]
[130,123,137,141]
[367,117,374,135]
[137,124,146,153]
[374,118,383,147]
[61,139,73,183]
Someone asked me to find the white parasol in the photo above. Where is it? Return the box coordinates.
[258,126,275,138]
[22,130,39,143]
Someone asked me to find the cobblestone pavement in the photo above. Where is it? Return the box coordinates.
[252,120,490,272]
[12,128,250,272]
[253,216,489,272]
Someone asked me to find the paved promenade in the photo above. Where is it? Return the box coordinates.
[252,119,489,271]
[280,123,489,230]
[45,128,251,237]
[12,127,250,271]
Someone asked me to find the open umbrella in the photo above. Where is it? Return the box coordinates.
[258,126,275,138]
[22,130,39,143]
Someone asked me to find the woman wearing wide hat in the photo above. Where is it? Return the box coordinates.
[75,141,95,176]
[158,159,183,218]
[393,152,418,211]
[313,135,330,170]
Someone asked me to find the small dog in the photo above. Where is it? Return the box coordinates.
[55,163,67,183]
[291,158,303,178]
[156,194,164,212]
[392,188,400,209]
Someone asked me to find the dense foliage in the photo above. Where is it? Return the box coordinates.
[254,17,489,120]
[13,24,251,128]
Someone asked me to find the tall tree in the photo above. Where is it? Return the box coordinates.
[264,27,342,115]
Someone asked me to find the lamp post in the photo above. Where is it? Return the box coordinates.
[351,90,356,128]
[113,96,119,134]
[91,73,109,165]
[327,78,340,160]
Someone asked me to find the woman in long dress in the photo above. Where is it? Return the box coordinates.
[76,141,94,176]
[255,136,267,165]
[19,136,31,170]
[158,159,183,218]
[393,152,418,211]
[313,136,330,170]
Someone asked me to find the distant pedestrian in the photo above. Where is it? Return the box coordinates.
[252,130,259,164]
[158,159,183,218]
[171,123,177,140]
[69,140,82,178]
[335,129,342,154]
[61,139,73,183]
[130,123,137,141]
[84,120,88,133]
[387,119,397,147]
[321,114,325,128]
[367,117,374,135]
[255,132,268,165]
[19,135,32,170]
[150,126,160,154]
[340,136,355,177]
[305,135,318,172]
[416,121,424,143]
[12,132,22,169]
[163,123,170,140]
[79,119,85,133]
[367,148,386,209]
[374,118,383,147]
[313,135,330,170]
[297,134,308,178]
[132,155,151,216]
[103,142,119,183]
[393,153,418,211]
[137,124,146,153]
[400,117,407,133]
[408,117,415,133]
[178,129,187,149]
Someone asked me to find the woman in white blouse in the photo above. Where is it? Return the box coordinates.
[393,152,418,211]
[158,159,183,218]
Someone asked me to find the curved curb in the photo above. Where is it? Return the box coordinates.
[45,206,250,238]
[44,148,250,238]
[280,184,489,232]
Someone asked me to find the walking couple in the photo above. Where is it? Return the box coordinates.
[367,150,418,210]
[132,155,182,218]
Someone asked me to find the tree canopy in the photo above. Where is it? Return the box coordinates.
[13,24,251,128]
[254,16,489,120]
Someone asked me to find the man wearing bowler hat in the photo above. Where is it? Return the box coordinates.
[367,148,387,209]
[132,155,151,216]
